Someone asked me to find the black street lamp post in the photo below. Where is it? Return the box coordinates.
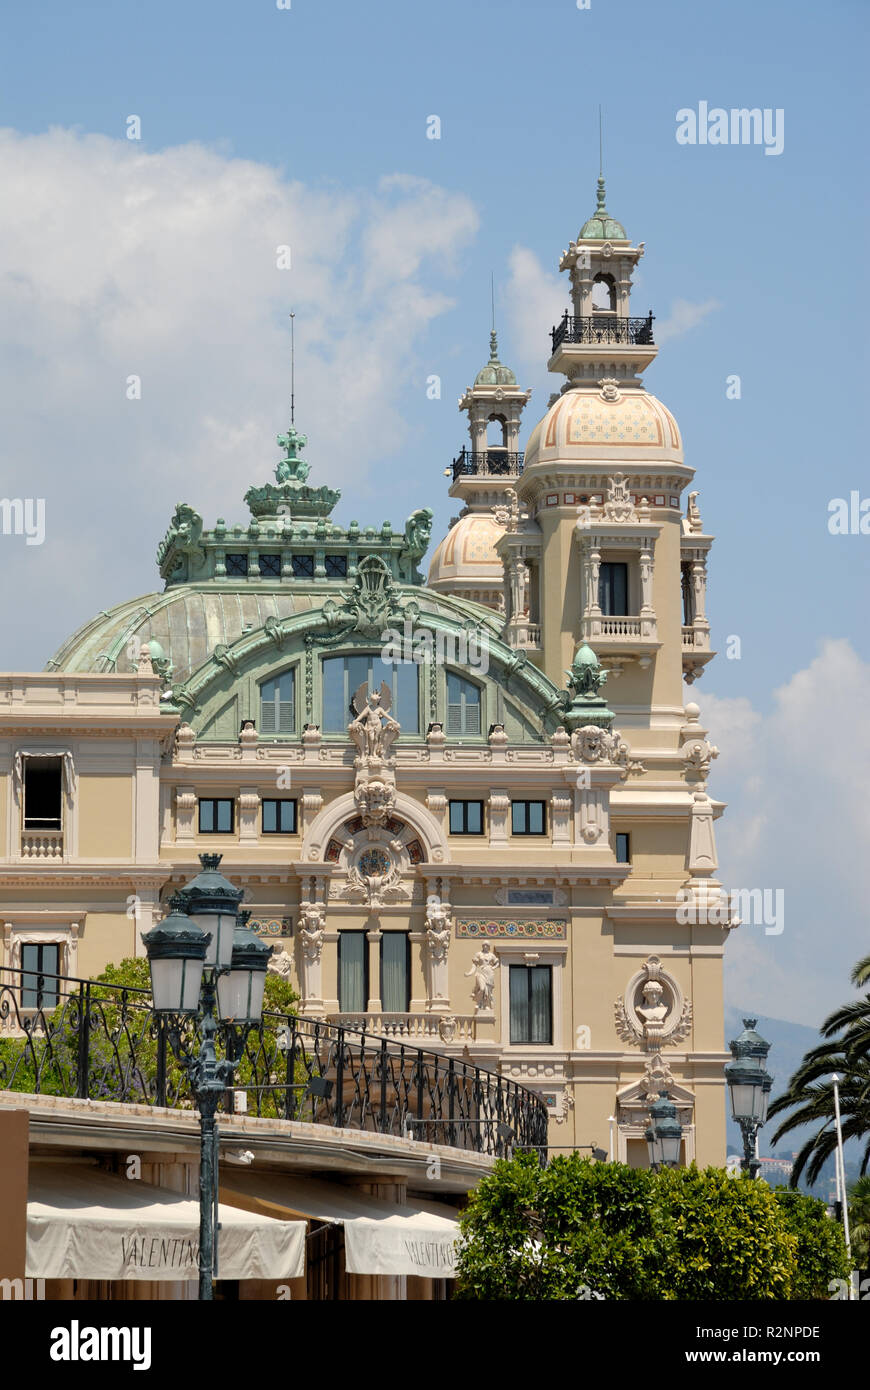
[645,1090,683,1170]
[725,1017,773,1178]
[142,855,270,1300]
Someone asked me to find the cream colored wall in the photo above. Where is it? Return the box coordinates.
[77,775,133,857]
[77,911,139,976]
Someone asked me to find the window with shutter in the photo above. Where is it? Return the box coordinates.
[446,673,481,736]
[260,670,296,734]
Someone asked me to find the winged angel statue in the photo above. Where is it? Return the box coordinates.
[347,681,401,760]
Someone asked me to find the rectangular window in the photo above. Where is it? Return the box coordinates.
[511,800,547,835]
[322,654,419,735]
[262,799,297,834]
[380,932,410,1013]
[324,555,348,578]
[338,931,367,1012]
[615,832,631,862]
[509,964,552,1045]
[448,800,484,834]
[599,561,628,615]
[258,553,282,578]
[681,562,695,625]
[23,757,63,830]
[225,553,249,577]
[20,943,61,1011]
[198,798,234,833]
[292,555,314,578]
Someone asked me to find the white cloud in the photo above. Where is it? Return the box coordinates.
[0,129,479,667]
[700,638,870,1025]
[502,251,720,363]
[504,245,564,371]
[655,297,720,344]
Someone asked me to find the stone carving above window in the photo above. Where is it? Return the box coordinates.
[603,472,637,524]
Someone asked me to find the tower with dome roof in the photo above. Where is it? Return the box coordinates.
[428,328,531,612]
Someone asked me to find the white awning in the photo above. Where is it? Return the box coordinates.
[221,1171,461,1278]
[27,1166,305,1282]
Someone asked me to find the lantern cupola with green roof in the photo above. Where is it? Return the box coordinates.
[579,174,628,241]
[428,322,532,612]
[549,171,656,383]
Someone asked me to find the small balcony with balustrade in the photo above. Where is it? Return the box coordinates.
[449,447,524,484]
[548,311,657,376]
[681,623,716,684]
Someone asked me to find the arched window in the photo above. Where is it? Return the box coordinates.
[591,273,616,312]
[486,414,507,447]
[322,654,420,734]
[446,673,481,736]
[260,670,296,733]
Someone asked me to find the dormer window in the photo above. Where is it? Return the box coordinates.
[446,673,481,736]
[260,670,296,734]
[322,654,419,734]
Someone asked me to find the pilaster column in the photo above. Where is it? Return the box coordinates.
[488,790,510,846]
[585,545,602,615]
[366,928,382,1012]
[238,788,260,843]
[175,787,196,843]
[639,542,655,613]
[692,558,708,623]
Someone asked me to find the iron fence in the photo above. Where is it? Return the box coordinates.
[550,313,655,352]
[0,968,548,1158]
[451,449,524,482]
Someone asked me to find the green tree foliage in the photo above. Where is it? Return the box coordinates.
[454,1153,848,1300]
[847,1174,870,1271]
[769,953,870,1185]
[775,1187,851,1296]
[0,957,301,1116]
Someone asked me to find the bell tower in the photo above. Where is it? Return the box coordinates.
[428,327,532,612]
[549,174,655,389]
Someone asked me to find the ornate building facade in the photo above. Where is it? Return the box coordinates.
[0,178,731,1167]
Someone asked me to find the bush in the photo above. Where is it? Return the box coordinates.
[454,1154,849,1301]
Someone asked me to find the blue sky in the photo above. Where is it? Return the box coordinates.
[0,0,867,1027]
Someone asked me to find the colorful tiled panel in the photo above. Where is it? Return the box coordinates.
[456,918,568,939]
[249,917,292,937]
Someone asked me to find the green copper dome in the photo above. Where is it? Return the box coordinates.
[474,331,517,387]
[579,176,627,241]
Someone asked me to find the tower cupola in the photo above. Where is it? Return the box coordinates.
[549,175,655,386]
[427,325,532,611]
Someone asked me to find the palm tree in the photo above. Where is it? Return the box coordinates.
[848,1175,870,1271]
[768,954,870,1187]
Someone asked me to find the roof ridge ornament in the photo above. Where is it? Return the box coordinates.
[275,425,309,484]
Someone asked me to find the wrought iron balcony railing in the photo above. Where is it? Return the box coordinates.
[0,968,548,1159]
[550,312,655,353]
[451,448,524,482]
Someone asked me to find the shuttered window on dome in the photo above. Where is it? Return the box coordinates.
[446,673,481,736]
[260,670,296,734]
